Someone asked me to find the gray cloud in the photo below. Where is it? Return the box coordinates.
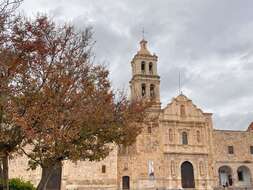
[19,0,253,130]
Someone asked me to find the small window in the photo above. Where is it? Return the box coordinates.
[150,84,155,98]
[141,61,145,73]
[250,146,253,154]
[182,132,188,145]
[238,171,243,181]
[228,146,234,154]
[149,62,153,74]
[141,83,146,97]
[148,126,152,134]
[102,165,106,173]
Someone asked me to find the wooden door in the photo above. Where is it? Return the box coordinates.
[122,176,130,190]
[181,161,195,188]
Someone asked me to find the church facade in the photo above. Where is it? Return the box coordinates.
[9,39,253,190]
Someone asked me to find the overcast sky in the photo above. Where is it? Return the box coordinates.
[18,0,253,130]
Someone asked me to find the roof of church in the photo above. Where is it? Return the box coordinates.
[162,93,207,115]
[174,93,190,102]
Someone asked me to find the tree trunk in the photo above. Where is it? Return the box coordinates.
[36,162,62,190]
[2,153,9,190]
[0,158,3,179]
[36,166,54,190]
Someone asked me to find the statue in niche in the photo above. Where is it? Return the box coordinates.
[171,160,176,177]
[199,161,205,176]
[169,128,173,142]
[197,130,201,143]
[148,160,155,178]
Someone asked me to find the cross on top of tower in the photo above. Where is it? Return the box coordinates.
[142,27,145,40]
[178,71,184,95]
[138,28,151,55]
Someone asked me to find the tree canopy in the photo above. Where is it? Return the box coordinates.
[1,13,149,190]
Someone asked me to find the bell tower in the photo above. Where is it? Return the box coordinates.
[129,38,161,108]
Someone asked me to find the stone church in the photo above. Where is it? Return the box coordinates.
[8,39,253,190]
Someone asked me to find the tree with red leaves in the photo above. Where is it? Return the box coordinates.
[0,1,23,190]
[5,15,148,190]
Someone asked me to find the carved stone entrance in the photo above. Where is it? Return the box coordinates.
[181,161,195,188]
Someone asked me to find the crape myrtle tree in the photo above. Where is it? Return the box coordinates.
[0,1,23,190]
[8,16,149,190]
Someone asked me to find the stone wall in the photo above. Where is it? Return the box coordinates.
[9,155,41,186]
[63,147,118,190]
[9,146,118,190]
[213,130,253,188]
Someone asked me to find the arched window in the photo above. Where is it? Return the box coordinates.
[141,61,145,74]
[149,62,153,74]
[219,166,233,186]
[141,83,146,97]
[197,130,201,143]
[237,166,252,185]
[180,105,186,116]
[182,132,188,145]
[150,84,155,98]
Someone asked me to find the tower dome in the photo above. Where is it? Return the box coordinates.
[137,39,151,55]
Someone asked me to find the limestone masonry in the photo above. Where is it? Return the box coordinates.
[10,39,253,190]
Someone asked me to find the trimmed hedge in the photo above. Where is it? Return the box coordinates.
[9,178,35,190]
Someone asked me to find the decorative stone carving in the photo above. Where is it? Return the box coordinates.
[169,128,173,142]
[171,160,176,177]
[199,161,205,176]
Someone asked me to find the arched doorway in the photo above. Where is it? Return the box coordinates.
[219,166,233,187]
[181,161,195,188]
[237,166,252,187]
[122,176,130,190]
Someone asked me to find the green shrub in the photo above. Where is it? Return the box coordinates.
[9,178,35,190]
